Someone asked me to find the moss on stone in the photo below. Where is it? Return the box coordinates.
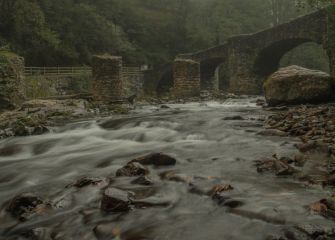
[326,4,335,14]
[0,51,18,66]
[109,104,129,114]
[47,111,71,118]
[0,51,18,58]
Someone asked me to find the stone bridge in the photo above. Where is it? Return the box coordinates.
[172,6,335,97]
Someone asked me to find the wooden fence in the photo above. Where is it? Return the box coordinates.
[24,66,144,78]
[24,67,91,77]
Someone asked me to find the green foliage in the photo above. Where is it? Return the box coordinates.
[0,0,331,69]
[24,76,53,99]
[297,0,335,8]
[109,104,129,114]
[280,43,330,73]
[0,51,18,67]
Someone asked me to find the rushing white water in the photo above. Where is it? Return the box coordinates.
[0,98,333,240]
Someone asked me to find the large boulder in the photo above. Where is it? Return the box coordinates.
[263,66,335,106]
[0,51,25,111]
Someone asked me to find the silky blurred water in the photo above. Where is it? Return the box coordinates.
[0,98,333,240]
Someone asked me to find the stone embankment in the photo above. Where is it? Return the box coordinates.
[0,97,135,139]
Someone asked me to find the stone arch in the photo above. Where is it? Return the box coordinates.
[253,38,317,79]
[156,64,173,97]
[199,57,225,91]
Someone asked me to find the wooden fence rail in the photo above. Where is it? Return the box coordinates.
[24,67,91,77]
[24,66,144,77]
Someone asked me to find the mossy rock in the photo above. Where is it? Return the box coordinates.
[0,51,18,58]
[109,104,129,114]
[47,111,71,118]
[0,51,19,66]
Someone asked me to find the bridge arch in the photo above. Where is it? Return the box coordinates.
[200,57,225,91]
[156,64,173,97]
[253,38,331,81]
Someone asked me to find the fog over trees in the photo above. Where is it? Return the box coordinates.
[0,0,333,67]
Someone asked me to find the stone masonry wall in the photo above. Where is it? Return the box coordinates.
[327,7,335,78]
[0,52,25,111]
[173,59,200,98]
[92,55,123,102]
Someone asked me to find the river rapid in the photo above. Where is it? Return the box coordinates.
[0,98,333,240]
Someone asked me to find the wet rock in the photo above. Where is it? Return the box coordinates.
[132,197,170,208]
[21,228,52,240]
[0,144,22,156]
[12,124,30,136]
[31,125,49,135]
[223,116,244,120]
[67,177,108,188]
[325,174,335,185]
[131,176,154,186]
[159,171,193,183]
[116,162,149,177]
[131,153,177,166]
[323,197,335,211]
[7,192,49,221]
[268,224,335,240]
[255,156,299,176]
[274,160,298,176]
[212,193,243,208]
[309,198,335,219]
[101,188,132,212]
[264,106,289,111]
[265,104,335,152]
[296,142,331,155]
[160,105,170,109]
[294,154,308,167]
[255,158,276,173]
[264,65,335,106]
[295,224,328,238]
[207,184,234,196]
[93,223,121,240]
[206,184,242,208]
[257,129,288,137]
[221,199,244,208]
[256,99,266,106]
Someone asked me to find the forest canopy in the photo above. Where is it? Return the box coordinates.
[0,0,333,66]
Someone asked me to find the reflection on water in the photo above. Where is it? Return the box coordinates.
[0,98,333,240]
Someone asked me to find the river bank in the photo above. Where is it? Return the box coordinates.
[0,97,334,240]
[0,91,238,140]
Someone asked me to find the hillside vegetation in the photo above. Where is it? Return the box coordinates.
[0,0,332,68]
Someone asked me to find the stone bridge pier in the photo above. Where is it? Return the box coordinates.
[92,55,123,102]
[173,59,200,98]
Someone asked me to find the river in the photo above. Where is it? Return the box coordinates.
[0,98,333,240]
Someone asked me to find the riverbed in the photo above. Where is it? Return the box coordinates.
[0,98,333,240]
